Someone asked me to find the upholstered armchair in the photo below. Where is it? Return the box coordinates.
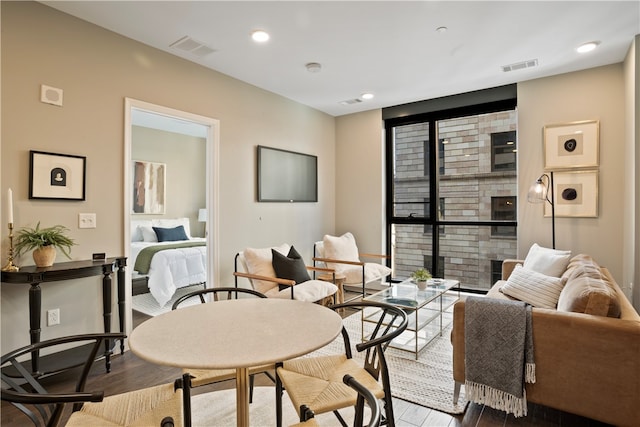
[234,244,338,304]
[313,232,391,300]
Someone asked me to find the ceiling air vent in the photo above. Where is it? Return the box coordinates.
[501,59,538,73]
[170,36,216,57]
[339,98,363,105]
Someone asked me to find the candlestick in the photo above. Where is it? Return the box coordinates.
[2,222,19,272]
[7,188,13,224]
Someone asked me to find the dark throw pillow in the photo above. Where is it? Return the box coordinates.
[271,246,311,284]
[152,225,189,242]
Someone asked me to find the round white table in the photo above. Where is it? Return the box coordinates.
[129,298,343,427]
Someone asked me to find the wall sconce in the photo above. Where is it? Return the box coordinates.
[527,172,555,249]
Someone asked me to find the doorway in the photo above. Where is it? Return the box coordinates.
[123,98,220,335]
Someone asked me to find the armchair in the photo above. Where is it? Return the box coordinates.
[1,333,191,427]
[234,244,338,304]
[313,233,391,300]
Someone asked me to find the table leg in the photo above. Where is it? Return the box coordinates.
[236,367,250,427]
[28,283,42,374]
[102,268,112,373]
[116,259,126,354]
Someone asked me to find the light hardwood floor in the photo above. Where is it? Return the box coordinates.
[1,306,612,427]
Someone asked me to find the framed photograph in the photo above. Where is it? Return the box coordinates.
[132,160,166,214]
[545,170,598,218]
[29,150,86,200]
[543,120,599,169]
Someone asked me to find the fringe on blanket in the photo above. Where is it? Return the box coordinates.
[465,380,529,418]
[526,362,536,384]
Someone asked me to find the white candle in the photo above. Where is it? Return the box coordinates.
[7,188,13,224]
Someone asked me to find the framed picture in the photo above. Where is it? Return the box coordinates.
[543,120,599,169]
[29,150,86,200]
[132,160,166,214]
[545,170,598,218]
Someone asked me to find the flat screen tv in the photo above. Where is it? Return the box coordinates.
[257,145,317,202]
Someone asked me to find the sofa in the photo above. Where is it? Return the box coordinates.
[451,248,640,427]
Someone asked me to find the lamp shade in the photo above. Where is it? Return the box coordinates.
[198,208,207,222]
[527,177,548,203]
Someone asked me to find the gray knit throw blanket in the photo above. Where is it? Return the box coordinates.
[464,296,535,417]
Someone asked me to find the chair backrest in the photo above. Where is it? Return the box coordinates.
[332,301,408,383]
[343,374,381,427]
[1,333,125,427]
[172,286,266,310]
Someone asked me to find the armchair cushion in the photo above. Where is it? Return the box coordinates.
[272,246,311,284]
[323,232,359,269]
[243,244,290,293]
[342,264,392,285]
[500,264,566,309]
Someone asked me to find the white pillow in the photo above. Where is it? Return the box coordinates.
[131,220,152,242]
[501,264,566,309]
[323,232,359,272]
[523,243,572,277]
[141,225,158,242]
[242,244,290,293]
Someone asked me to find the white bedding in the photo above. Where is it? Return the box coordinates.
[131,238,207,307]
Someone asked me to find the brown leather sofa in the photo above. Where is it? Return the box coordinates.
[451,256,640,427]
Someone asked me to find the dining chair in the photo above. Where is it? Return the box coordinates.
[313,232,391,301]
[291,374,382,427]
[171,286,275,402]
[275,301,408,427]
[233,244,338,305]
[1,333,191,427]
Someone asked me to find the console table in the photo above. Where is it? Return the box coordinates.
[1,257,126,376]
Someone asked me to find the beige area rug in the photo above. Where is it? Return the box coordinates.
[131,284,204,316]
[307,309,468,416]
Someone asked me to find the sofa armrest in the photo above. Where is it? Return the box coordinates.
[501,259,523,280]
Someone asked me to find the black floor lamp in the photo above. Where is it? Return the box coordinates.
[527,171,555,249]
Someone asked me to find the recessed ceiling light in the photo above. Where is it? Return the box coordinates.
[361,93,374,100]
[436,26,448,33]
[306,62,322,73]
[577,41,599,53]
[251,30,270,43]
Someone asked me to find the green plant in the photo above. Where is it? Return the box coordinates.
[14,222,76,259]
[411,267,432,282]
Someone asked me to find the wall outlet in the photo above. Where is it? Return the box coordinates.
[79,213,97,229]
[47,308,60,326]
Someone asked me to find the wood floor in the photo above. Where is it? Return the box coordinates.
[2,306,613,427]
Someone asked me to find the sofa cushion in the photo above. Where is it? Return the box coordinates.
[523,243,572,277]
[557,276,621,318]
[500,264,566,309]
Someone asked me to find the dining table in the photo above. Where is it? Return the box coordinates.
[128,297,343,427]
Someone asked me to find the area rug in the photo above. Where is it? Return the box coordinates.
[308,309,468,416]
[131,284,204,316]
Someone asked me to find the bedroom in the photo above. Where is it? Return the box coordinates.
[129,112,208,318]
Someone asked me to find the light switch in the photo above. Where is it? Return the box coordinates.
[79,213,96,229]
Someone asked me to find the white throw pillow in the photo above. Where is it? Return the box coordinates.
[242,244,290,293]
[500,264,566,309]
[323,232,360,272]
[523,243,572,277]
[141,225,158,242]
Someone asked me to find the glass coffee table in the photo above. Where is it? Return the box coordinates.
[363,279,459,359]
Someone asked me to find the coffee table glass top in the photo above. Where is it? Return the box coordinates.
[365,279,458,310]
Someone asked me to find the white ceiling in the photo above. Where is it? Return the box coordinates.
[41,1,639,117]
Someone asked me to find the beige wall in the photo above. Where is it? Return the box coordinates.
[1,2,335,351]
[132,126,206,237]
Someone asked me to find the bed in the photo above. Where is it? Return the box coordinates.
[130,218,207,307]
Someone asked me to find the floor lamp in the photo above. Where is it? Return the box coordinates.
[527,171,555,249]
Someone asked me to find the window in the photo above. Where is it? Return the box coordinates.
[491,196,516,237]
[491,131,517,171]
[491,260,503,284]
[384,86,518,292]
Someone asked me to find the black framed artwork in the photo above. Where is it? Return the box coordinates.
[257,145,318,202]
[29,150,86,201]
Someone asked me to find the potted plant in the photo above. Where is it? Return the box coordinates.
[411,267,432,290]
[14,222,76,267]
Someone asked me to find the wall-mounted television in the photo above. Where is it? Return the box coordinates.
[257,145,318,202]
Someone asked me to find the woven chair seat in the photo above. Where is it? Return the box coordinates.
[66,382,183,427]
[279,354,384,417]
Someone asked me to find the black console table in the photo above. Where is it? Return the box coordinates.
[1,257,127,376]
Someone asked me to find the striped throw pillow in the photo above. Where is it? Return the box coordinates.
[500,264,566,309]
